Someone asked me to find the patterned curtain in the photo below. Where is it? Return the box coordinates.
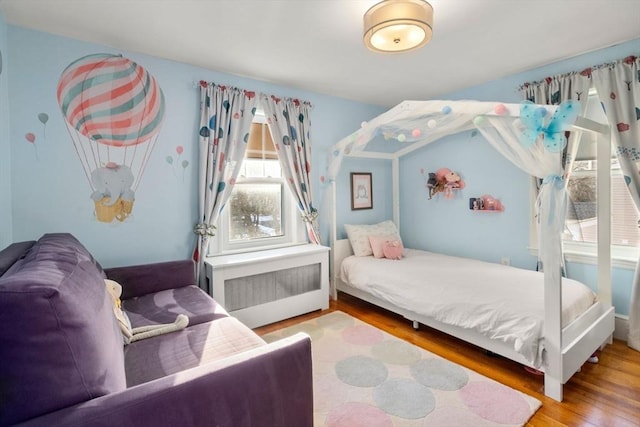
[194,82,258,289]
[591,56,640,351]
[520,72,591,272]
[260,94,321,244]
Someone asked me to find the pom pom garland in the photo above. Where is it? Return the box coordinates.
[494,104,507,115]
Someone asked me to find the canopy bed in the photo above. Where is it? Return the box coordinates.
[326,99,615,402]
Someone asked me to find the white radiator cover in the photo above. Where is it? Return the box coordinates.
[205,244,330,328]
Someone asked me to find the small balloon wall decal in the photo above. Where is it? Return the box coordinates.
[25,132,38,159]
[181,160,189,181]
[166,145,189,181]
[38,113,49,139]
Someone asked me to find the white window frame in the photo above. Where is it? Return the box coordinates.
[562,167,639,268]
[209,111,306,256]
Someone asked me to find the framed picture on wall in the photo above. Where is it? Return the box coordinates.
[350,172,373,210]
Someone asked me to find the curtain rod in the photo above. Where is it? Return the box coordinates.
[518,54,638,91]
[194,80,312,107]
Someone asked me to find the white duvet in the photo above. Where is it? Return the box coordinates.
[340,249,597,367]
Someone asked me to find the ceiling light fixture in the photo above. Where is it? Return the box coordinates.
[363,0,433,54]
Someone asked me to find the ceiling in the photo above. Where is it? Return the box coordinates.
[1,0,639,107]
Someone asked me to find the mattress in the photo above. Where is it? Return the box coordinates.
[340,249,597,367]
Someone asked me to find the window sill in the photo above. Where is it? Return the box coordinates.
[528,246,638,270]
[208,242,309,258]
[205,243,329,269]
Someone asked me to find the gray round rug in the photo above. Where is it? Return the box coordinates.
[335,355,388,387]
[410,357,469,390]
[374,378,435,419]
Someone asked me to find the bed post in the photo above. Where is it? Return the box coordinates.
[330,180,338,300]
[392,158,400,228]
[543,252,563,402]
[596,130,612,332]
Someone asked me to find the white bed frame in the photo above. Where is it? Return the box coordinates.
[328,102,616,402]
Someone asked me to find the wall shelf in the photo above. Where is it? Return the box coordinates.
[469,195,504,212]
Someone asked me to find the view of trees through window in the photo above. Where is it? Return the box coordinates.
[565,159,640,247]
[225,120,286,245]
[228,182,283,241]
[562,89,639,251]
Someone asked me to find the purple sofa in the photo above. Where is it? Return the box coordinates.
[0,233,313,427]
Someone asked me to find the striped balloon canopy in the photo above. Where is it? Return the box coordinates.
[57,53,165,147]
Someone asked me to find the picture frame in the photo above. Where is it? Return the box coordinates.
[350,172,373,210]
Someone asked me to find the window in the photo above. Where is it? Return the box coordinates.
[565,159,640,248]
[535,90,639,268]
[212,113,304,254]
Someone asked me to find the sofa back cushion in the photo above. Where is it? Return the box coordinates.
[0,233,126,425]
[0,240,35,277]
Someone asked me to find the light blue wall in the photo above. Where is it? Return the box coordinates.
[333,158,394,239]
[6,24,384,267]
[389,38,639,316]
[4,18,638,316]
[0,14,12,249]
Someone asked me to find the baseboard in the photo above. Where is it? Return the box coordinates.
[614,314,629,342]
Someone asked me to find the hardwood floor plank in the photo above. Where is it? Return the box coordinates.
[254,293,640,427]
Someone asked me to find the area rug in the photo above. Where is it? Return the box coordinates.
[262,311,541,427]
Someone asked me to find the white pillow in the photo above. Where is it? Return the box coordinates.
[344,220,400,257]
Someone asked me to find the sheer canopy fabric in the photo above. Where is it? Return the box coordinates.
[327,100,491,180]
[476,116,567,328]
[520,71,591,273]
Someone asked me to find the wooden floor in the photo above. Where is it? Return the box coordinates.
[255,292,640,427]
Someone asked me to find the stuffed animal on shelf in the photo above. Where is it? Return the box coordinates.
[442,169,465,199]
[425,168,465,199]
[105,279,189,345]
[426,172,438,199]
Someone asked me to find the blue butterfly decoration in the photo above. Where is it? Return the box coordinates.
[519,100,581,152]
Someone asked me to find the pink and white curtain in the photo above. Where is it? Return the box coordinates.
[194,82,257,289]
[591,56,640,351]
[261,94,321,244]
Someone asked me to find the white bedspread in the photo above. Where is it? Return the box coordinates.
[340,249,597,367]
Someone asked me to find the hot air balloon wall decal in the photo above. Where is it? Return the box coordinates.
[56,53,165,223]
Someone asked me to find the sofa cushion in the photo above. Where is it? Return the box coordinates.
[122,285,229,328]
[0,233,126,425]
[124,317,266,387]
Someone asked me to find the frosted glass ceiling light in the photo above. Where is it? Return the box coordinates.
[363,0,433,53]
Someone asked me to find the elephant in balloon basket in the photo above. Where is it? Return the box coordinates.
[90,163,135,223]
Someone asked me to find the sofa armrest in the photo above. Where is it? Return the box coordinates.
[105,259,196,299]
[17,333,313,427]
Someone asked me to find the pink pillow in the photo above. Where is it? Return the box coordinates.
[368,235,397,258]
[383,240,404,260]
